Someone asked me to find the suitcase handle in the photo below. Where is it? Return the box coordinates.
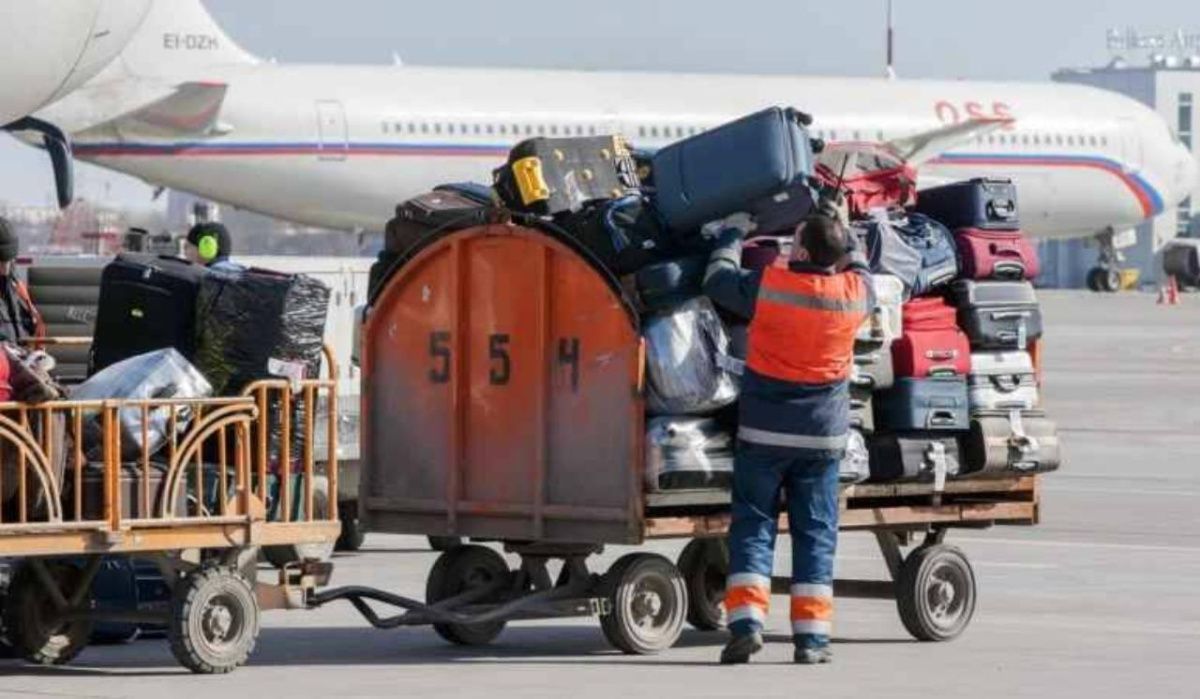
[987,199,1017,219]
[991,374,1021,392]
[991,310,1031,320]
[928,366,959,377]
[924,349,959,361]
[926,411,959,428]
[992,261,1027,279]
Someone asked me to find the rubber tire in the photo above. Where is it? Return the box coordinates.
[425,545,510,646]
[335,502,366,552]
[677,539,729,631]
[1087,267,1120,293]
[168,565,260,674]
[1,561,93,666]
[895,544,977,642]
[263,477,335,569]
[428,536,463,552]
[600,553,687,655]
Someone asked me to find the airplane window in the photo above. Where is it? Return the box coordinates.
[830,131,838,141]
[1020,134,1028,145]
[512,124,520,135]
[498,125,507,135]
[537,125,546,135]
[1031,134,1039,145]
[876,130,884,141]
[486,124,495,135]
[650,126,659,138]
[407,124,415,134]
[853,130,861,141]
[381,122,389,134]
[1055,134,1063,146]
[1067,135,1075,146]
[421,123,429,134]
[435,123,443,135]
[588,125,597,136]
[1101,136,1108,146]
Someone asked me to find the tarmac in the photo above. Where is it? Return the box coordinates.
[1,290,1198,698]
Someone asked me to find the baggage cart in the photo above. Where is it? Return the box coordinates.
[0,347,341,673]
[318,223,1041,654]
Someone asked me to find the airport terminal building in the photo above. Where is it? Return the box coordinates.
[1045,32,1200,288]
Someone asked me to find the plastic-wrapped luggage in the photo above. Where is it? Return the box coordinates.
[955,228,1040,281]
[840,429,870,484]
[963,410,1061,476]
[915,178,1020,231]
[950,280,1043,350]
[653,107,817,233]
[875,376,970,432]
[644,417,734,492]
[968,351,1039,411]
[72,349,213,459]
[194,269,331,395]
[493,136,640,215]
[868,433,963,483]
[643,297,740,415]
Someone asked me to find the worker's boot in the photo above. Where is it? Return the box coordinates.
[719,632,764,664]
[793,645,833,665]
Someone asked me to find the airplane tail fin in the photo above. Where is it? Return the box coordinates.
[115,0,258,78]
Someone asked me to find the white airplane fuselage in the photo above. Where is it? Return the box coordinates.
[0,0,151,125]
[34,1,1197,239]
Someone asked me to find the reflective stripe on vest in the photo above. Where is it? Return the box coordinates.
[747,267,868,385]
[738,426,848,451]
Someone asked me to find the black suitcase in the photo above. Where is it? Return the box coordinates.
[386,183,495,255]
[914,178,1020,230]
[493,136,639,216]
[867,433,962,483]
[876,376,970,431]
[91,254,208,374]
[556,196,672,275]
[950,280,1043,350]
[963,410,1061,476]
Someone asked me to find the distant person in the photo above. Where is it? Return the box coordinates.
[0,217,44,344]
[185,222,243,273]
[703,212,871,666]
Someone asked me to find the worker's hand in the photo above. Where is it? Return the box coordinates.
[818,193,850,229]
[701,212,757,239]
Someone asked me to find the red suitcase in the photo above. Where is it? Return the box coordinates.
[955,228,1040,281]
[892,298,970,378]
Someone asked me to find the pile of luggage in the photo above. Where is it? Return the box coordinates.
[375,105,1061,500]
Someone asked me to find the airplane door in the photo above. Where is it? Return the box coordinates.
[316,100,349,161]
[1119,118,1142,173]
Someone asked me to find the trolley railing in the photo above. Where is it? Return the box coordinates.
[0,345,340,554]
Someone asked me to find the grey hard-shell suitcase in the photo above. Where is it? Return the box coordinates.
[951,280,1043,350]
[963,410,1061,476]
[853,346,895,391]
[876,376,970,432]
[968,351,1039,410]
[850,385,874,434]
[867,433,962,483]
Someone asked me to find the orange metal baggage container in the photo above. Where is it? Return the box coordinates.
[361,224,646,544]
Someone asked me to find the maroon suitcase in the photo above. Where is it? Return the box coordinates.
[955,228,1040,281]
[892,298,970,378]
[740,236,791,272]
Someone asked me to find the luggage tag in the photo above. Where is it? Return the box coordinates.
[1007,409,1040,471]
[268,358,308,392]
[925,441,948,494]
[715,352,745,377]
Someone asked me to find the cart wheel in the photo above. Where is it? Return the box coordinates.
[677,538,729,631]
[335,501,366,552]
[426,545,510,646]
[896,544,977,642]
[1,561,93,666]
[428,536,463,552]
[263,478,335,569]
[168,565,260,674]
[600,553,687,655]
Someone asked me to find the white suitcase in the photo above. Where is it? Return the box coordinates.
[644,417,734,492]
[856,274,904,345]
[968,350,1039,410]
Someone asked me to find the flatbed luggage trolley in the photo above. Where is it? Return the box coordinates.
[333,222,1041,654]
[0,347,341,673]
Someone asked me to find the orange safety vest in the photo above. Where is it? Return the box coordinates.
[747,266,868,385]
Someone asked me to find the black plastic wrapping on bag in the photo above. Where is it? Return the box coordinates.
[195,269,331,396]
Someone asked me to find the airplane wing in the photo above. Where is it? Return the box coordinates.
[886,117,1012,168]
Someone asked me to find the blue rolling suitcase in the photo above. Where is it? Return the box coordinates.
[914,178,1020,230]
[876,376,970,431]
[652,107,817,233]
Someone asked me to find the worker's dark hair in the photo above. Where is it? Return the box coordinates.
[798,214,848,268]
[186,222,232,263]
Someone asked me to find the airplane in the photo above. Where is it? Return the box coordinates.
[0,0,152,206]
[28,0,1199,292]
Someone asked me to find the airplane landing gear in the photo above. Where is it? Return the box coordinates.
[1088,228,1126,293]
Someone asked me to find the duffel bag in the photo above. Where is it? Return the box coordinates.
[857,213,922,296]
[893,213,958,296]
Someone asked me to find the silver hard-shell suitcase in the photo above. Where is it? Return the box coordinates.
[963,410,1061,476]
[968,350,1039,410]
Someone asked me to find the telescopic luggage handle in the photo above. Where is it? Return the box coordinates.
[926,411,959,428]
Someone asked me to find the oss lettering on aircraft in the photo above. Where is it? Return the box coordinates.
[162,33,220,51]
[935,100,1015,128]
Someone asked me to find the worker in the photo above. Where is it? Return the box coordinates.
[0,216,45,344]
[185,221,243,273]
[703,211,871,666]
